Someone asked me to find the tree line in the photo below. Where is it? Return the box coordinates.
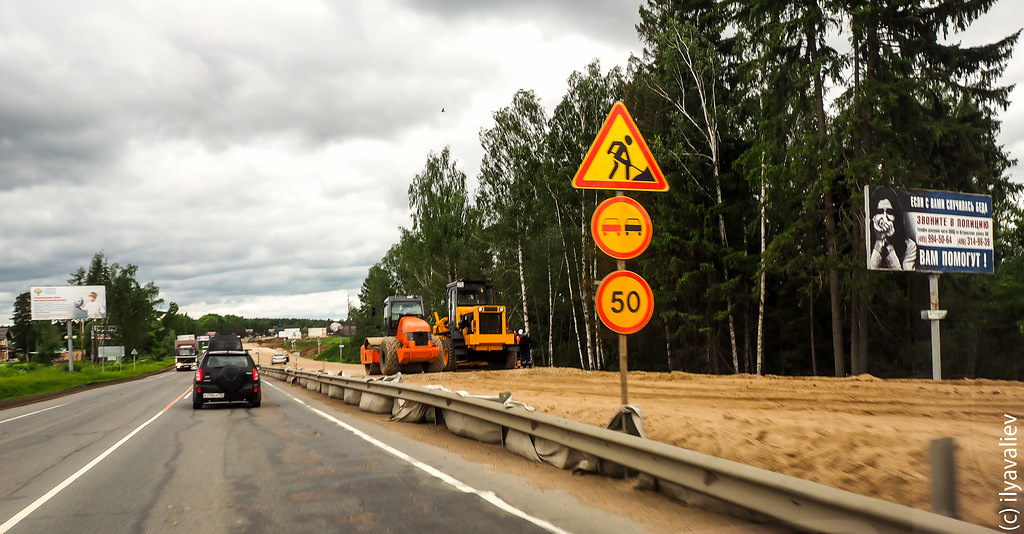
[351,0,1023,379]
[8,252,338,364]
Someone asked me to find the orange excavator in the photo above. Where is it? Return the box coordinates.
[360,296,441,375]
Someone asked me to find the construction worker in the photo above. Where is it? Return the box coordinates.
[517,329,533,368]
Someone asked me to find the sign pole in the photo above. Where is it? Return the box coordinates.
[614,191,628,406]
[617,258,629,406]
[929,274,942,380]
[67,320,74,373]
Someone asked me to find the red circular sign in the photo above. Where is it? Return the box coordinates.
[596,270,654,334]
[591,196,653,259]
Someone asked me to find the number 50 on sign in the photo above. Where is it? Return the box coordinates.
[596,270,654,335]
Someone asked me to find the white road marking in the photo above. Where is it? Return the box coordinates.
[268,381,571,534]
[0,403,68,426]
[0,387,190,534]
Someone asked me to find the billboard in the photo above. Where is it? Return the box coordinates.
[99,346,124,361]
[30,286,108,320]
[308,327,327,339]
[865,186,993,274]
[279,328,302,339]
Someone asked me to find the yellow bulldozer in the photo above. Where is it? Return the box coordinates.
[433,280,518,371]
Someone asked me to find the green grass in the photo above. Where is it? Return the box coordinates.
[0,359,172,402]
[291,336,359,364]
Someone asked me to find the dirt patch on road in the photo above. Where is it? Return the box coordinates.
[255,345,1022,529]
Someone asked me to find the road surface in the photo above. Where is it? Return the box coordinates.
[0,368,696,534]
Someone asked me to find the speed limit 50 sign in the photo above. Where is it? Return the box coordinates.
[596,270,654,334]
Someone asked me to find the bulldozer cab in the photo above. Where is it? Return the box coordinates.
[382,296,425,337]
[447,280,491,331]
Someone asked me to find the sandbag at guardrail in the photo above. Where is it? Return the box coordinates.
[358,374,403,414]
[390,385,451,423]
[443,409,503,443]
[342,388,361,405]
[392,398,431,423]
[599,405,645,478]
[359,392,392,414]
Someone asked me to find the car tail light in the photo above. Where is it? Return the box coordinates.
[195,369,203,382]
[252,368,259,381]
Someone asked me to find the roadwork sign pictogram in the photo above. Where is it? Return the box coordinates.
[591,196,652,260]
[572,102,668,192]
[596,270,654,335]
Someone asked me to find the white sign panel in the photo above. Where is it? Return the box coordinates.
[30,286,108,320]
[99,346,125,361]
[278,328,302,339]
[308,327,327,339]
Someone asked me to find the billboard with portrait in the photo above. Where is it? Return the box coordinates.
[864,186,993,274]
[30,286,108,320]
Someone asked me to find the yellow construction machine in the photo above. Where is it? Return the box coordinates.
[433,280,518,371]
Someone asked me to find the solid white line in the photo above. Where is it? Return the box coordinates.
[0,387,189,534]
[0,403,68,426]
[267,381,571,534]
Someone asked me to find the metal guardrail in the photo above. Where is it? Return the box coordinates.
[263,367,995,534]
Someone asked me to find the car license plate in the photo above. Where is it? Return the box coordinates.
[203,392,225,399]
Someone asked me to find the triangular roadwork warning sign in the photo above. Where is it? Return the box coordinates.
[572,102,668,192]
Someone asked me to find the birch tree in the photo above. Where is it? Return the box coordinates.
[477,90,549,337]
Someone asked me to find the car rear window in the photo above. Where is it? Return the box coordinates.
[204,355,251,368]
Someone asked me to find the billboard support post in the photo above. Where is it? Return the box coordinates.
[928,274,943,380]
[67,320,74,373]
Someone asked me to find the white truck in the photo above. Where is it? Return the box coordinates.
[174,335,199,371]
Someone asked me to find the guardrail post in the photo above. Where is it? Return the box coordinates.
[930,437,958,519]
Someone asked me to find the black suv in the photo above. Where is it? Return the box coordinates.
[193,334,261,409]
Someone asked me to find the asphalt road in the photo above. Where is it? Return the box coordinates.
[0,370,657,534]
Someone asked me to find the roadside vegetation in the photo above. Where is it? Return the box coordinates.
[263,336,356,364]
[0,359,172,402]
[348,1,1024,380]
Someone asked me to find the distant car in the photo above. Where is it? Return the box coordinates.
[193,334,260,409]
[271,352,288,365]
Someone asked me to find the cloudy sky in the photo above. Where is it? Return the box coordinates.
[1,1,1021,324]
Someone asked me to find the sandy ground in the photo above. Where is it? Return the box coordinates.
[250,342,1023,530]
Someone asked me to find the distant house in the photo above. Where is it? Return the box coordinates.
[0,328,12,361]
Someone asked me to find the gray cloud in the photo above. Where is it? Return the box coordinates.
[1,0,1019,324]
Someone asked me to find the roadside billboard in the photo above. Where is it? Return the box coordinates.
[99,346,124,361]
[308,327,327,339]
[864,186,994,274]
[30,286,108,320]
[279,328,302,340]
